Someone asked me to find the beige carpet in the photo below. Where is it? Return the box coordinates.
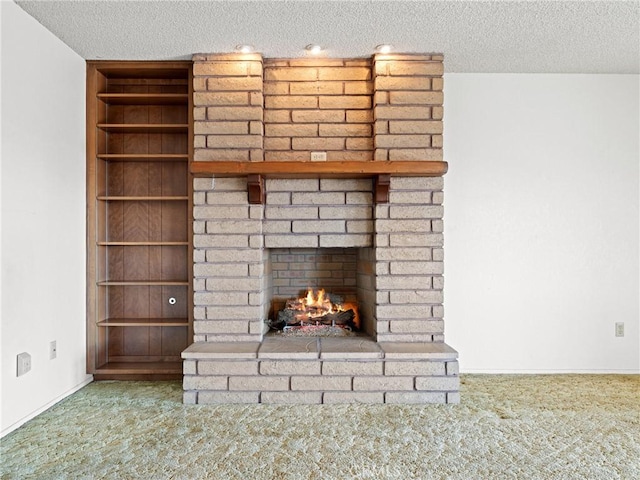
[1,375,639,479]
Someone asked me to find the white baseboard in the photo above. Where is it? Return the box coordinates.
[460,369,640,374]
[1,376,93,438]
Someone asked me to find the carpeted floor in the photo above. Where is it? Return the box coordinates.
[1,375,639,479]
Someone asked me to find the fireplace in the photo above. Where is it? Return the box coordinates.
[182,53,459,404]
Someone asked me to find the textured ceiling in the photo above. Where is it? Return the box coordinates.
[14,0,640,73]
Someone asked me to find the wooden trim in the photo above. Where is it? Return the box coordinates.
[86,63,98,375]
[97,281,189,286]
[375,174,391,203]
[190,160,448,177]
[247,174,265,204]
[97,154,188,162]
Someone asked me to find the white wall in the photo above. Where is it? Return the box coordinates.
[444,74,639,373]
[1,1,91,436]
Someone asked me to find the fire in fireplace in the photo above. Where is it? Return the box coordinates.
[270,288,360,336]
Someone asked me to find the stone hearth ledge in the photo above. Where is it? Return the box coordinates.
[182,338,459,405]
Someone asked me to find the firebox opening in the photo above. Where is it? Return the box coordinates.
[266,247,376,337]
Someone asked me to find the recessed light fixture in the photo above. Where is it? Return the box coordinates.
[376,44,393,54]
[235,44,254,53]
[305,44,323,55]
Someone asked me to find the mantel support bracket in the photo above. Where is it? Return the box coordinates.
[374,174,391,203]
[247,174,265,204]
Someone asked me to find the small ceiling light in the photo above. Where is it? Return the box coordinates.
[235,44,254,54]
[376,44,393,54]
[305,44,323,55]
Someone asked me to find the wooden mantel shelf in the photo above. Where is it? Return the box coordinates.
[190,161,447,204]
[190,160,447,178]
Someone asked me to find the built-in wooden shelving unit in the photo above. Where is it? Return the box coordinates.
[86,61,193,380]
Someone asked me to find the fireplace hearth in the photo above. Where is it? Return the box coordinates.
[182,52,459,404]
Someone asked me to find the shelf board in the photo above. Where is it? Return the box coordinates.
[97,196,188,201]
[98,318,189,327]
[190,160,448,178]
[97,154,188,162]
[97,123,188,133]
[97,241,188,246]
[97,280,189,286]
[94,362,183,375]
[97,93,188,105]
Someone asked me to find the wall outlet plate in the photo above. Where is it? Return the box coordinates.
[310,151,327,161]
[615,322,624,337]
[50,340,57,359]
[17,352,31,376]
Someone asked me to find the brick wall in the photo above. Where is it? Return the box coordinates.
[192,53,443,162]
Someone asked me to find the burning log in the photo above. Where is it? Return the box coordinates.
[270,288,359,332]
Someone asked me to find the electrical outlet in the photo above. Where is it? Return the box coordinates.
[310,151,327,161]
[17,352,31,376]
[50,340,57,359]
[615,322,624,337]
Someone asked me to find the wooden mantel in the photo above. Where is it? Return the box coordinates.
[189,161,448,204]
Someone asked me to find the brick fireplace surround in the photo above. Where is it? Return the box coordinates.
[182,53,459,404]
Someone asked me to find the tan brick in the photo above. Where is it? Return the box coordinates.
[193,77,207,91]
[261,392,322,404]
[432,106,444,120]
[260,360,321,375]
[194,107,206,120]
[390,205,443,219]
[319,96,371,109]
[264,110,291,122]
[292,137,345,151]
[346,138,373,151]
[353,376,413,391]
[389,91,443,106]
[323,392,384,404]
[374,91,389,105]
[183,360,197,375]
[327,151,372,161]
[199,361,258,375]
[266,178,320,191]
[377,304,432,320]
[196,123,248,135]
[264,151,313,161]
[389,62,444,76]
[319,124,371,137]
[390,290,443,304]
[385,392,446,404]
[193,61,253,76]
[183,376,227,390]
[390,120,442,134]
[206,135,262,149]
[375,105,430,120]
[207,77,262,91]
[263,82,290,95]
[265,67,318,81]
[374,149,388,160]
[374,121,388,134]
[265,95,318,109]
[287,58,346,67]
[265,123,317,137]
[193,149,249,161]
[206,106,262,121]
[375,77,431,91]
[249,92,263,106]
[415,376,459,391]
[385,361,445,376]
[388,149,443,161]
[389,320,444,334]
[289,81,344,95]
[194,135,206,148]
[318,67,371,81]
[446,361,459,376]
[376,135,431,148]
[194,91,249,106]
[229,376,290,391]
[198,391,260,404]
[431,77,444,91]
[264,137,291,150]
[291,376,352,391]
[431,135,443,148]
[346,110,373,123]
[193,320,249,335]
[292,110,345,123]
[322,361,383,376]
[292,220,345,233]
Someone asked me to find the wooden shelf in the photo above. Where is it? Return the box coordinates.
[97,196,188,201]
[97,93,188,105]
[97,280,189,286]
[97,154,188,162]
[98,318,189,327]
[98,241,188,246]
[94,362,183,375]
[97,123,188,133]
[190,160,448,178]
